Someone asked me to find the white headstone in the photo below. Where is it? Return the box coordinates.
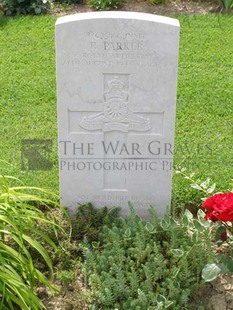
[56,12,180,218]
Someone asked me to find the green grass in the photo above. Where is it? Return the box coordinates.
[0,14,232,206]
[0,15,58,192]
[174,14,233,204]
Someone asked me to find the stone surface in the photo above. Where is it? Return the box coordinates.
[56,12,180,218]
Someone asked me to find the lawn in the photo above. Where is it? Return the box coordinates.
[0,14,232,206]
[0,12,232,310]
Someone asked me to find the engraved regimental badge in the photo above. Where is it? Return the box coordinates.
[80,75,151,132]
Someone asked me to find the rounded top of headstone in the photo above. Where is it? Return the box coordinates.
[56,11,180,28]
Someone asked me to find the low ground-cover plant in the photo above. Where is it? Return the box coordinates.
[80,205,213,309]
[71,203,120,243]
[0,173,67,310]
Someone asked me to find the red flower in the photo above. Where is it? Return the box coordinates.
[202,195,218,211]
[202,192,233,223]
[204,211,219,222]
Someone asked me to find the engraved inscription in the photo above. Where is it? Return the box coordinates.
[79,75,151,133]
[61,31,159,68]
[87,32,145,40]
[103,42,143,51]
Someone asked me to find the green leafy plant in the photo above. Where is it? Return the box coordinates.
[201,192,233,282]
[0,174,65,310]
[1,0,49,15]
[146,0,165,5]
[220,0,233,10]
[175,168,217,197]
[57,270,75,287]
[88,0,126,11]
[81,205,213,309]
[177,169,233,282]
[71,203,120,243]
